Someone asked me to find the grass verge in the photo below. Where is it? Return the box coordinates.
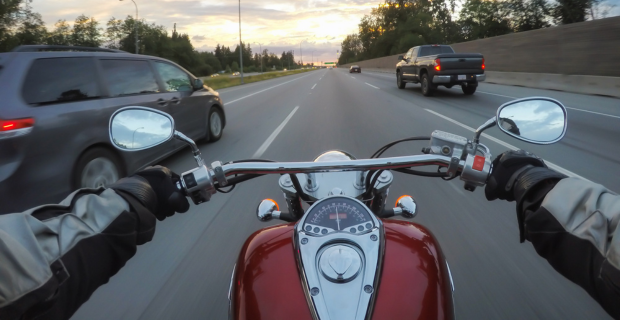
[201,69,316,90]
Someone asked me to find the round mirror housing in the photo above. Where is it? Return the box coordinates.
[496,97,567,144]
[109,107,175,151]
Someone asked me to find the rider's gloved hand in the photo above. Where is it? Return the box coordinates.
[109,166,190,220]
[485,150,556,202]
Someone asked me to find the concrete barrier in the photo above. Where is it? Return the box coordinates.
[341,16,620,98]
[356,68,620,98]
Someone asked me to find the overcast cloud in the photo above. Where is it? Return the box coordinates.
[31,0,377,63]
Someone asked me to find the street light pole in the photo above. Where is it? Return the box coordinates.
[132,127,144,148]
[238,0,244,84]
[300,41,302,66]
[120,0,139,54]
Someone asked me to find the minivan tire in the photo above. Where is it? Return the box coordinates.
[73,147,123,189]
[207,107,223,142]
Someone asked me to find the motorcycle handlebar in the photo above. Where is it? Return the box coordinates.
[219,154,463,177]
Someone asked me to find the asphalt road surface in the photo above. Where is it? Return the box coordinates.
[72,68,619,320]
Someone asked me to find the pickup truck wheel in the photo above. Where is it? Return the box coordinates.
[397,72,406,89]
[462,85,477,95]
[421,74,435,96]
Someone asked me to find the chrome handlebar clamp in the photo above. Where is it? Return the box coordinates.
[460,153,492,192]
[180,165,216,204]
[211,161,228,187]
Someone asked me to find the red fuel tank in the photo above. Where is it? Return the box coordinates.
[231,220,454,320]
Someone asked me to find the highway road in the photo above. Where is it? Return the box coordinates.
[72,68,619,320]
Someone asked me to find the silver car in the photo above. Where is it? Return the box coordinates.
[0,45,227,213]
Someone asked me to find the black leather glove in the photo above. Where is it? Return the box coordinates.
[109,166,190,220]
[485,150,547,201]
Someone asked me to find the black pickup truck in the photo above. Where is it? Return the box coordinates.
[396,44,485,96]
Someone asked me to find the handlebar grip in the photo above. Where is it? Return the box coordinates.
[377,208,395,218]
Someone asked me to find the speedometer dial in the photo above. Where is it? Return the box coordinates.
[303,197,374,235]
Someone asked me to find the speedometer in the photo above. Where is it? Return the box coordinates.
[303,196,374,235]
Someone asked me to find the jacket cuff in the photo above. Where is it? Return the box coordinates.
[514,167,567,242]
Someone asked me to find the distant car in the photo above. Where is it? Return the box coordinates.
[284,68,287,71]
[0,45,227,214]
[232,72,240,76]
[210,73,219,78]
[218,70,225,74]
[349,65,361,73]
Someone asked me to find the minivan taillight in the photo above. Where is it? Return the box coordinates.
[482,58,485,70]
[434,58,441,71]
[1,118,35,132]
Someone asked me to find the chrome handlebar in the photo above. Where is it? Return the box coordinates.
[219,154,462,176]
[179,153,491,205]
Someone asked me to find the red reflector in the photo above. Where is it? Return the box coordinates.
[0,118,35,132]
[472,156,485,171]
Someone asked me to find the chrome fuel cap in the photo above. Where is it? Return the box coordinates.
[319,245,362,283]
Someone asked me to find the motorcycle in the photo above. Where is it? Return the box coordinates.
[108,97,567,320]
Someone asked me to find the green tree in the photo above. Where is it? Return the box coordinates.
[508,0,551,31]
[225,64,232,73]
[0,0,22,51]
[14,7,47,45]
[338,34,363,64]
[458,0,512,40]
[72,14,102,47]
[231,61,239,72]
[105,17,125,49]
[552,0,591,23]
[47,20,72,45]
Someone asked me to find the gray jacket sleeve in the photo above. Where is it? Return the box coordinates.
[521,177,620,318]
[0,187,156,320]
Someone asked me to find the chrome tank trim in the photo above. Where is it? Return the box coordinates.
[294,196,384,320]
[227,263,236,320]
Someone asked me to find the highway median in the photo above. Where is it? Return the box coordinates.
[201,69,317,90]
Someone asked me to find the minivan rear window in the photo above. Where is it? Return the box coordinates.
[22,57,100,105]
[100,60,160,97]
[419,46,454,56]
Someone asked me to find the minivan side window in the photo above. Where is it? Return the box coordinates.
[154,62,192,92]
[23,58,99,105]
[100,60,160,97]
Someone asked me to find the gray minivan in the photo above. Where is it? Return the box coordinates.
[0,45,227,214]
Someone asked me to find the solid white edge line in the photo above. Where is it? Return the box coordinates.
[477,91,516,99]
[253,106,300,158]
[478,91,620,119]
[365,82,379,89]
[311,84,317,89]
[226,73,314,105]
[424,108,589,181]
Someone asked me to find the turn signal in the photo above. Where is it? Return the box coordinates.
[482,58,485,70]
[434,58,441,71]
[1,118,34,132]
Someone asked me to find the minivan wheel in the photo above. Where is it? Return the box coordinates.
[74,148,122,189]
[207,108,223,142]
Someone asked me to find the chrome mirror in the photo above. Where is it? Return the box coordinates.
[109,107,174,151]
[496,97,567,144]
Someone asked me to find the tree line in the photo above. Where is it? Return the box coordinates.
[339,0,615,64]
[0,0,301,76]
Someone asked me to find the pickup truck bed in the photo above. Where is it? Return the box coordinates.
[396,45,485,96]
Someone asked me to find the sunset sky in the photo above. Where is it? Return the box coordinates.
[30,0,619,64]
[30,0,379,64]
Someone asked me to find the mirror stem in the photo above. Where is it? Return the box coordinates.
[174,131,205,167]
[473,117,496,145]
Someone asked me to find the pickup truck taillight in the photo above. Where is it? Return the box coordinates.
[434,58,441,71]
[482,58,485,70]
